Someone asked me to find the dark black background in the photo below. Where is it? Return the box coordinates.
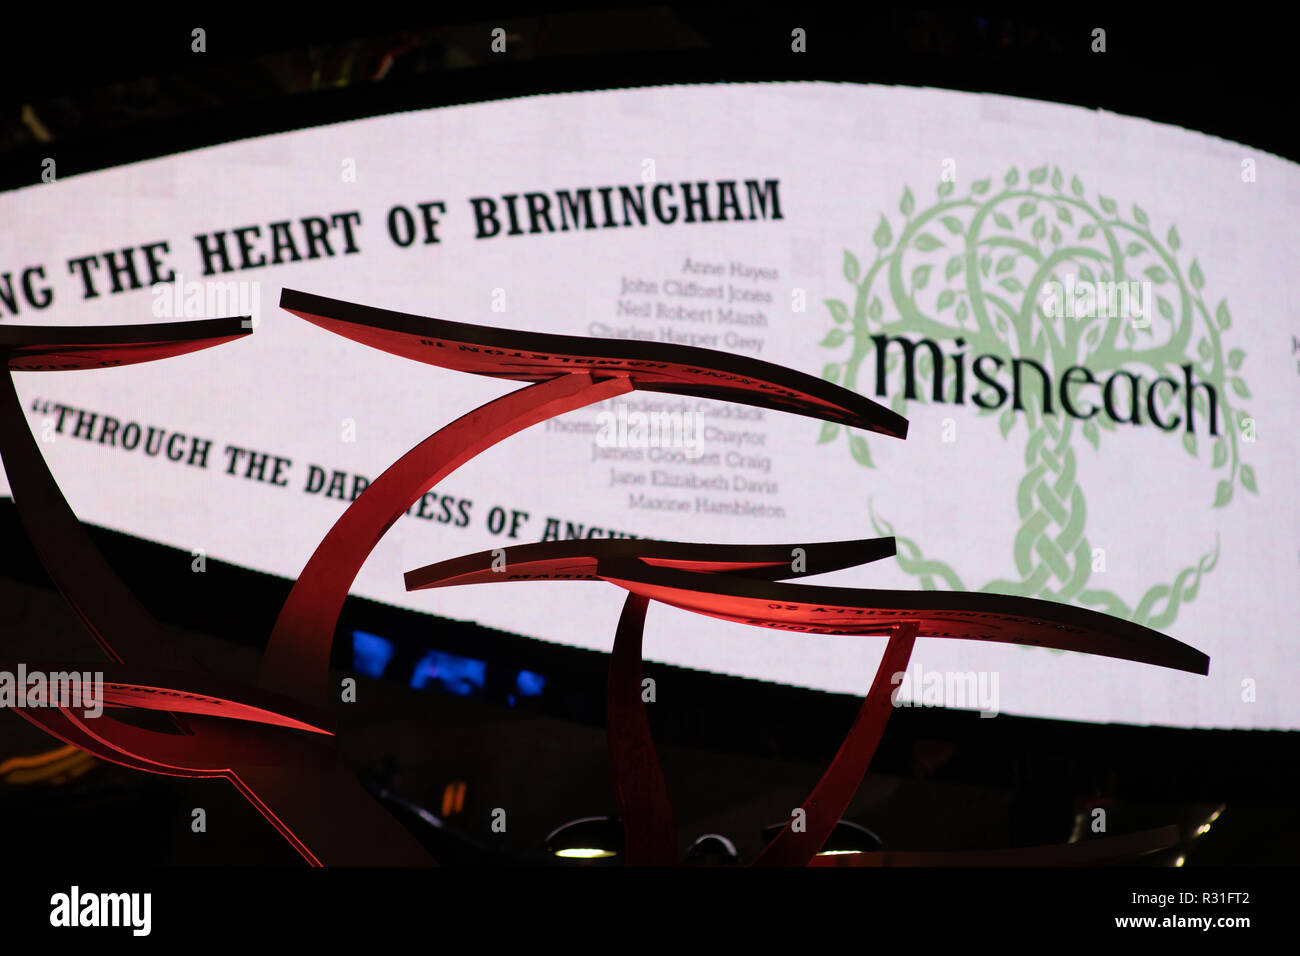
[1,6,1296,181]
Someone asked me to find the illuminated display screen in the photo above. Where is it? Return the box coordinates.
[1,82,1294,729]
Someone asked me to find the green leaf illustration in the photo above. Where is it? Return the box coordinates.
[1215,300,1231,330]
[826,299,850,323]
[873,215,892,249]
[901,187,915,217]
[999,408,1015,437]
[820,328,847,347]
[844,250,861,282]
[1214,480,1233,508]
[1240,464,1257,494]
[849,433,874,466]
[914,233,944,251]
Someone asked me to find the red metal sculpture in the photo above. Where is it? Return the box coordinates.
[405,536,1205,865]
[0,290,1210,866]
[0,320,429,865]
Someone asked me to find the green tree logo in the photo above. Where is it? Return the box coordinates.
[819,165,1257,630]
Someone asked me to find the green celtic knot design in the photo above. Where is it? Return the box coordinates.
[819,165,1258,631]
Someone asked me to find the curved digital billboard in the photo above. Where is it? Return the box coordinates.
[1,82,1293,729]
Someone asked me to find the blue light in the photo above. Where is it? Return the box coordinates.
[516,669,547,696]
[410,649,487,696]
[352,630,396,679]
